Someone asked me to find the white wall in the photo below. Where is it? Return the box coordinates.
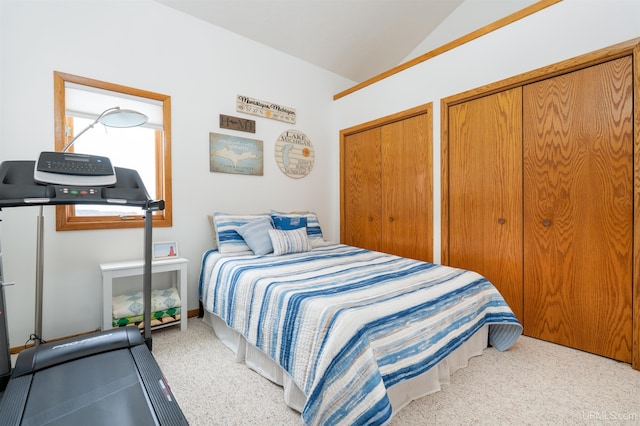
[0,0,352,345]
[333,0,640,264]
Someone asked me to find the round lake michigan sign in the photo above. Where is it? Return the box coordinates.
[275,129,314,178]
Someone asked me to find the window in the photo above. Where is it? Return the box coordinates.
[53,71,172,230]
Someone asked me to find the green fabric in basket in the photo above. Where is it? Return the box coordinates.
[112,287,181,319]
[113,307,181,327]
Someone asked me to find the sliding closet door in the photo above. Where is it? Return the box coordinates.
[448,88,523,321]
[523,56,633,362]
[342,128,382,252]
[380,113,433,262]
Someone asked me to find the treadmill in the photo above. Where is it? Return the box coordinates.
[0,160,188,425]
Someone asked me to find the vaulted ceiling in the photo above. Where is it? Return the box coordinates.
[155,0,539,82]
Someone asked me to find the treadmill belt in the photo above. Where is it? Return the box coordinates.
[21,348,158,426]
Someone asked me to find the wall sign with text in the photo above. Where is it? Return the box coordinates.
[219,114,255,133]
[274,130,314,179]
[236,95,296,124]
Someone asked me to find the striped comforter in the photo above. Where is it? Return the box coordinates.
[199,244,522,425]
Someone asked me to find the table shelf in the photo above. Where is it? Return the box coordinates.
[100,257,188,332]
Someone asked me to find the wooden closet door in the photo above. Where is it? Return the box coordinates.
[342,128,382,252]
[523,56,633,362]
[448,88,524,321]
[380,114,433,262]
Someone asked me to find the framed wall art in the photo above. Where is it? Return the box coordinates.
[210,132,264,176]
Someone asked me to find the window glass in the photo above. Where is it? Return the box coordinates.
[72,117,156,216]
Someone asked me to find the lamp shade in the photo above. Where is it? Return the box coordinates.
[99,108,148,128]
[62,106,148,153]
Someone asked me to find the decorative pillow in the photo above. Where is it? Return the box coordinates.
[268,228,312,256]
[236,217,274,255]
[207,214,218,249]
[271,210,325,247]
[213,212,271,254]
[271,214,307,230]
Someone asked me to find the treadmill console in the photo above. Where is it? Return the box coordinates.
[0,161,159,209]
[34,152,116,186]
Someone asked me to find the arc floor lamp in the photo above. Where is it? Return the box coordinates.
[32,106,148,345]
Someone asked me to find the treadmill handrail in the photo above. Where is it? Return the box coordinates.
[0,161,164,210]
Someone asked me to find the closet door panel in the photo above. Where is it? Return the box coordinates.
[448,88,523,321]
[523,56,633,362]
[343,128,382,252]
[381,114,433,261]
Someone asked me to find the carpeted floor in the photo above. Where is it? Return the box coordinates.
[152,318,640,425]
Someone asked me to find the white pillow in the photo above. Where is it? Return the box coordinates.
[268,228,312,256]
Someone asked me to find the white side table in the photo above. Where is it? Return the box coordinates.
[100,257,188,332]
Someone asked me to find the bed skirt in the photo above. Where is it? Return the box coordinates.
[202,310,488,415]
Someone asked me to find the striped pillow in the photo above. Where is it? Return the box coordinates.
[268,228,312,256]
[213,212,271,254]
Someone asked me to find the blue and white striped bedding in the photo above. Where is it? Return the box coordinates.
[199,244,522,425]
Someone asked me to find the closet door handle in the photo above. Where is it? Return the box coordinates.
[542,219,551,227]
[497,218,505,225]
[368,216,373,222]
[388,217,394,222]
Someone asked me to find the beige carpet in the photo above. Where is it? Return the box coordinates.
[152,318,640,425]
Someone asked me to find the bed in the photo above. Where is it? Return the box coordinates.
[199,212,522,425]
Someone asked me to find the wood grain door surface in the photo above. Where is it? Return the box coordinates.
[342,127,382,252]
[448,88,524,321]
[523,56,633,362]
[342,111,432,262]
[381,114,433,262]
